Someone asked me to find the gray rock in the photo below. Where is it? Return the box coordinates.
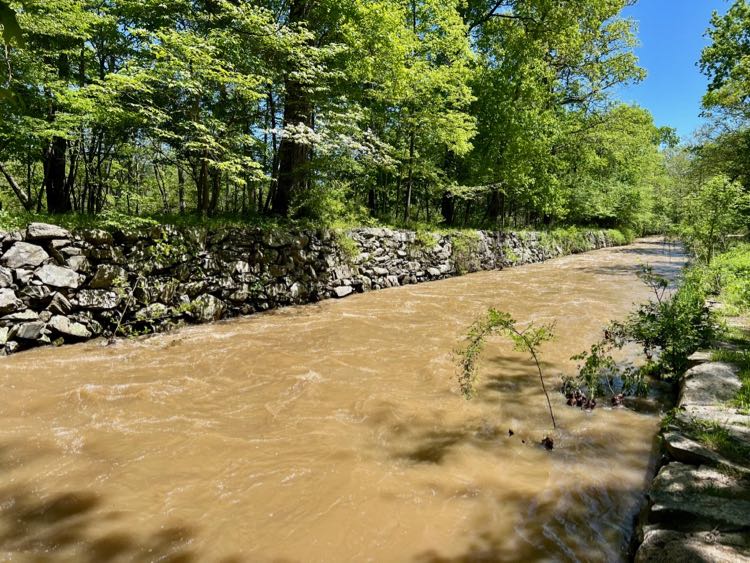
[680,362,742,406]
[76,289,121,310]
[263,231,293,248]
[49,239,70,250]
[80,228,113,245]
[1,242,49,269]
[35,264,80,289]
[189,294,224,322]
[649,463,750,530]
[48,293,73,315]
[11,321,45,340]
[135,303,169,321]
[0,288,22,314]
[14,269,32,285]
[0,326,8,345]
[1,310,39,322]
[66,255,90,273]
[89,264,126,289]
[26,222,71,240]
[19,285,51,307]
[636,528,750,563]
[47,315,92,339]
[333,286,353,298]
[86,244,124,264]
[663,431,750,475]
[0,266,12,288]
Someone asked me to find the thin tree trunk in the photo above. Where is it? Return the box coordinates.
[0,161,32,210]
[404,131,415,222]
[178,165,186,214]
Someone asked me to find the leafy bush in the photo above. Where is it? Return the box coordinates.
[334,231,361,263]
[565,265,715,407]
[617,266,714,375]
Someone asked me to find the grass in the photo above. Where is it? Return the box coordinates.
[711,346,750,414]
[681,417,750,465]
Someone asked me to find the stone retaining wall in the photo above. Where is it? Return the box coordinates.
[634,355,750,561]
[0,223,619,355]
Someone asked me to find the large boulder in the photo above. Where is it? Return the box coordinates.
[1,242,49,269]
[34,264,81,289]
[189,294,224,322]
[0,288,22,314]
[649,463,750,529]
[26,222,71,241]
[47,315,92,340]
[11,321,46,341]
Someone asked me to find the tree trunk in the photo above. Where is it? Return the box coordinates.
[178,165,186,214]
[441,191,455,226]
[488,188,504,226]
[273,0,313,217]
[209,167,221,216]
[404,131,415,222]
[43,136,71,213]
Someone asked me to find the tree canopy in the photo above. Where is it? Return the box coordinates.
[0,0,677,232]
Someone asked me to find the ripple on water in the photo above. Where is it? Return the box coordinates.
[0,239,683,562]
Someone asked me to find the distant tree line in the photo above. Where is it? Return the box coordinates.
[661,0,750,260]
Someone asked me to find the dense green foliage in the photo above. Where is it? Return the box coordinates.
[566,266,715,405]
[618,267,714,376]
[655,0,750,256]
[0,0,674,231]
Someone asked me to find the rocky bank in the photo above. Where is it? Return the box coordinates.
[0,223,619,356]
[634,324,750,562]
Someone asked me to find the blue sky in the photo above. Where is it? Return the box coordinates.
[616,0,730,142]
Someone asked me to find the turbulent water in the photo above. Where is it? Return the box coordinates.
[0,238,686,562]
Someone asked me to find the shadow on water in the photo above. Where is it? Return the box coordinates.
[381,351,666,562]
[0,445,244,562]
[390,356,557,465]
[411,485,641,563]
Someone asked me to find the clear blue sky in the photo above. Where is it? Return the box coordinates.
[617,0,730,142]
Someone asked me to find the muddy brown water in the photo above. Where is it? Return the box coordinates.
[0,239,686,562]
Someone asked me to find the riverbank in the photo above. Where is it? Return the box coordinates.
[634,308,750,561]
[0,222,627,356]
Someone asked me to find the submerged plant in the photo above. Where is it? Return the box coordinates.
[456,308,557,429]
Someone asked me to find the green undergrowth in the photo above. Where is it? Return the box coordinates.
[711,342,750,414]
[0,209,636,246]
[697,244,750,414]
[700,243,750,315]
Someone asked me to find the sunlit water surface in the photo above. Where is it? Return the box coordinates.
[0,239,686,562]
